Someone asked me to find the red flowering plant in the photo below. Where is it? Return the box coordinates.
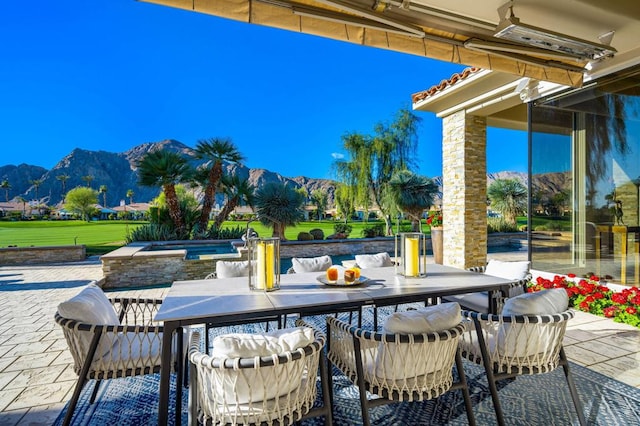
[426,210,443,228]
[527,273,640,328]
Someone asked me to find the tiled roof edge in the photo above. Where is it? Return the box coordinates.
[412,67,483,103]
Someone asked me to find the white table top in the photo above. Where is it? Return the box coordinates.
[155,264,515,325]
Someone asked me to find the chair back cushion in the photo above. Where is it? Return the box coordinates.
[57,283,120,358]
[382,302,461,334]
[484,259,530,280]
[291,255,332,273]
[498,289,569,357]
[210,327,315,404]
[355,252,393,269]
[502,288,569,315]
[376,303,461,379]
[215,260,250,278]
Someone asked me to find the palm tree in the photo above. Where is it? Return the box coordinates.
[56,174,70,201]
[192,138,245,232]
[487,178,528,226]
[99,185,108,207]
[213,175,255,229]
[254,183,305,240]
[388,170,438,232]
[126,189,134,204]
[137,150,191,233]
[0,180,10,202]
[81,175,94,188]
[29,179,43,202]
[16,196,27,218]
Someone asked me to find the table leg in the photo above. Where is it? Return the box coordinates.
[158,321,176,426]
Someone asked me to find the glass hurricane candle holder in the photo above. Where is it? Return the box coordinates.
[247,237,280,291]
[395,232,427,277]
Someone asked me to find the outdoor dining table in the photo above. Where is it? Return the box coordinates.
[154,263,517,426]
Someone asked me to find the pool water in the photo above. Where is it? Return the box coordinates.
[145,243,238,259]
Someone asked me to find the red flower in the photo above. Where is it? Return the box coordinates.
[567,273,576,278]
[626,307,637,315]
[603,306,617,318]
[593,292,604,300]
[612,293,627,304]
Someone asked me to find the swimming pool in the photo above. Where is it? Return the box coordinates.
[144,242,239,259]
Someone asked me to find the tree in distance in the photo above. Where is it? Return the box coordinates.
[65,187,98,221]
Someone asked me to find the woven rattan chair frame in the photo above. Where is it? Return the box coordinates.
[460,309,586,426]
[55,297,185,426]
[326,316,476,426]
[188,320,332,425]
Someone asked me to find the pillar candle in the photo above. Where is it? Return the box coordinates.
[256,242,266,290]
[405,236,419,276]
[265,241,275,289]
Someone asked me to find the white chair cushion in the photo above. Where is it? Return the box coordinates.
[382,302,461,334]
[215,260,250,278]
[355,252,393,269]
[376,303,461,379]
[210,327,315,404]
[211,326,314,358]
[57,283,121,359]
[484,259,530,281]
[291,255,332,273]
[502,288,569,315]
[498,289,569,357]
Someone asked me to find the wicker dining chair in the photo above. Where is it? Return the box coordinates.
[459,309,586,426]
[55,284,185,426]
[326,316,476,426]
[443,260,532,314]
[188,320,332,425]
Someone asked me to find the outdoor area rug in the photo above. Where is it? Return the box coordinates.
[54,312,640,425]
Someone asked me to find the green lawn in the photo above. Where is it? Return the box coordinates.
[0,219,409,255]
[0,221,146,256]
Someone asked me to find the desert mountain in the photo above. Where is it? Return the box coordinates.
[0,140,562,209]
[0,140,338,207]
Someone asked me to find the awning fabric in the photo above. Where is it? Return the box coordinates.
[140,0,585,87]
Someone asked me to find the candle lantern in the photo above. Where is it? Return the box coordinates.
[395,232,427,277]
[247,237,280,291]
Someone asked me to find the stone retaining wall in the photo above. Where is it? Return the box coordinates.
[0,245,86,265]
[100,234,527,289]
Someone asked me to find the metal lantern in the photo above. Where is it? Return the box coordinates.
[395,232,427,277]
[247,237,280,291]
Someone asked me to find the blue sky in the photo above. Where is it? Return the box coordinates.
[0,0,527,179]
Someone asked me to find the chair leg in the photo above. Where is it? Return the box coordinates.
[454,350,476,426]
[63,330,102,426]
[205,323,211,354]
[560,348,587,426]
[89,379,101,403]
[352,338,371,426]
[373,307,378,332]
[473,318,506,426]
[62,375,89,426]
[319,350,334,426]
[175,327,184,426]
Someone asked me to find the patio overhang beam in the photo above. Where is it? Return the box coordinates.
[139,0,587,87]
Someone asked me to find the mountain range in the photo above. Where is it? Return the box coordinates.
[0,140,339,207]
[0,139,555,208]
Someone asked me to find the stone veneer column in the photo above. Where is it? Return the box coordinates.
[442,111,487,268]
